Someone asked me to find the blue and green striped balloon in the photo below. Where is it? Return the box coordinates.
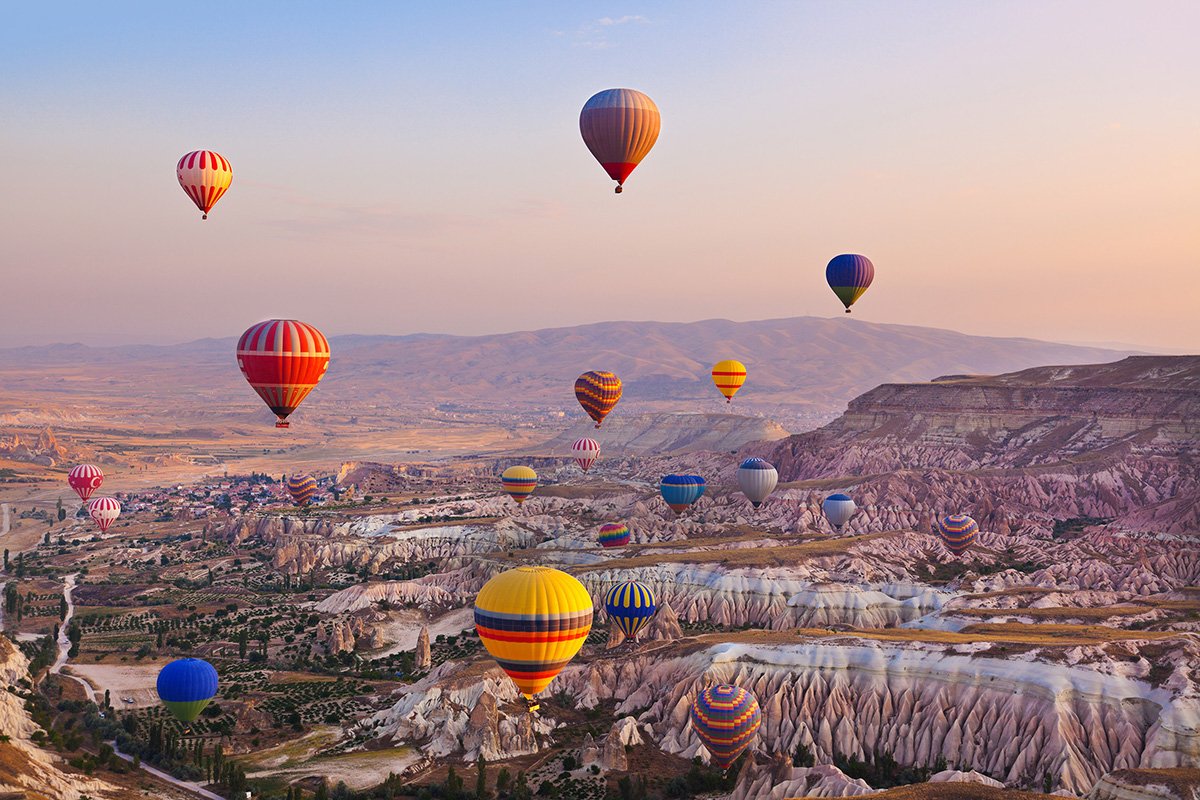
[156,658,218,723]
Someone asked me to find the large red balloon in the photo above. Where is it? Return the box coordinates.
[236,320,331,428]
[68,464,104,502]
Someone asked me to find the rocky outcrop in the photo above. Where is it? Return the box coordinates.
[646,601,684,642]
[316,581,456,614]
[0,636,116,799]
[728,759,875,800]
[323,615,376,654]
[0,427,71,466]
[1087,769,1200,800]
[929,769,1005,788]
[416,626,432,671]
[600,717,643,772]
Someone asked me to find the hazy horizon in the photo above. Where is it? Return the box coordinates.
[3,2,1198,350]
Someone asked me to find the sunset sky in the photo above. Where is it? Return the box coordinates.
[2,1,1197,350]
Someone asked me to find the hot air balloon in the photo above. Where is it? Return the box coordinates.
[67,464,104,503]
[156,658,219,723]
[822,493,857,530]
[286,474,318,506]
[690,684,762,771]
[177,150,232,220]
[711,360,747,404]
[736,458,778,508]
[501,466,538,504]
[580,89,661,193]
[236,319,331,428]
[660,475,706,515]
[575,371,622,428]
[571,437,601,472]
[937,514,979,556]
[88,497,120,533]
[474,566,593,711]
[604,580,656,641]
[826,254,874,313]
[597,522,630,548]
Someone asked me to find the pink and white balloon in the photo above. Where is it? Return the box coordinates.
[88,497,121,533]
[571,437,601,472]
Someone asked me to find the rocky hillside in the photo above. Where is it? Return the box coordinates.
[768,356,1200,536]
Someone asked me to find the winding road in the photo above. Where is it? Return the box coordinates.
[109,742,227,800]
[1,502,10,536]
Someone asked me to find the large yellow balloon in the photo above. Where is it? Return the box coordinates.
[474,567,593,701]
[711,360,747,403]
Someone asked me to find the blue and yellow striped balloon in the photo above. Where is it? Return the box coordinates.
[937,513,979,555]
[604,580,656,640]
[286,473,318,506]
[826,253,875,313]
[660,474,706,515]
[474,566,593,700]
[501,466,538,504]
[690,684,762,770]
[156,658,219,723]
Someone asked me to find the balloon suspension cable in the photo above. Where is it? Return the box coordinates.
[615,185,623,194]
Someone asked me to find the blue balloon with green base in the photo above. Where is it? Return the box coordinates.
[156,658,218,723]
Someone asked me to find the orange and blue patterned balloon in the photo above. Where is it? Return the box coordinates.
[937,513,979,555]
[604,580,656,640]
[575,371,622,428]
[690,684,762,770]
[501,466,538,504]
[286,474,318,506]
[597,522,631,548]
[826,254,874,313]
[660,475,706,515]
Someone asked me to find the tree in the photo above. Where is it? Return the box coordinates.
[3,549,7,569]
[314,779,329,800]
[496,767,511,795]
[59,595,68,620]
[238,629,249,660]
[445,766,464,798]
[57,498,66,522]
[475,754,489,800]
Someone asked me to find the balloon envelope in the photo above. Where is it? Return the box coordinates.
[937,514,979,555]
[579,89,661,192]
[236,319,331,428]
[474,566,593,699]
[68,464,104,503]
[822,493,857,530]
[826,254,875,313]
[575,371,622,428]
[660,475,706,515]
[571,437,601,472]
[177,150,232,219]
[502,466,538,504]
[88,497,120,532]
[604,580,656,640]
[711,360,747,403]
[156,658,219,722]
[598,522,630,548]
[736,458,778,508]
[690,684,762,770]
[286,474,318,506]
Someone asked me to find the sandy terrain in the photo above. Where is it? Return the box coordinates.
[243,728,420,789]
[66,661,166,709]
[371,606,476,657]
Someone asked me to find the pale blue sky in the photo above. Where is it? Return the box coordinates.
[2,1,1197,348]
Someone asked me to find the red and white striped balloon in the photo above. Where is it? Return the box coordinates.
[68,464,104,503]
[177,150,233,220]
[88,497,121,533]
[571,437,601,472]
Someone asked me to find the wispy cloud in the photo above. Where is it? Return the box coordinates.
[566,14,650,49]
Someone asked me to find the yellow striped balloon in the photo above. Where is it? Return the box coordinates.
[474,566,593,700]
[711,360,747,403]
[501,466,538,504]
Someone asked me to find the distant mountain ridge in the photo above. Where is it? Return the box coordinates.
[0,317,1141,423]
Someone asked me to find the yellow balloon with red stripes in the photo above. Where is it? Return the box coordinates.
[711,360,747,403]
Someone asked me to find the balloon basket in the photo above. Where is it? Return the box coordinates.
[275,421,290,428]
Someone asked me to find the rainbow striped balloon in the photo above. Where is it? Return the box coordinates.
[711,360,747,403]
[474,566,593,700]
[826,253,875,313]
[597,522,631,548]
[574,371,622,428]
[604,580,656,640]
[690,684,762,770]
[937,513,979,555]
[286,474,318,506]
[501,466,538,504]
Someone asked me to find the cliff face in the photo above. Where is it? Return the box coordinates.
[0,636,115,800]
[769,356,1200,536]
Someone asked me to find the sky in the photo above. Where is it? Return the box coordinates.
[1,1,1197,350]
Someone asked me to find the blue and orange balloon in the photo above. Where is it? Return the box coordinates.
[660,475,706,515]
[156,658,219,723]
[604,580,657,641]
[690,684,762,771]
[937,513,979,555]
[826,254,874,313]
[286,474,318,506]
